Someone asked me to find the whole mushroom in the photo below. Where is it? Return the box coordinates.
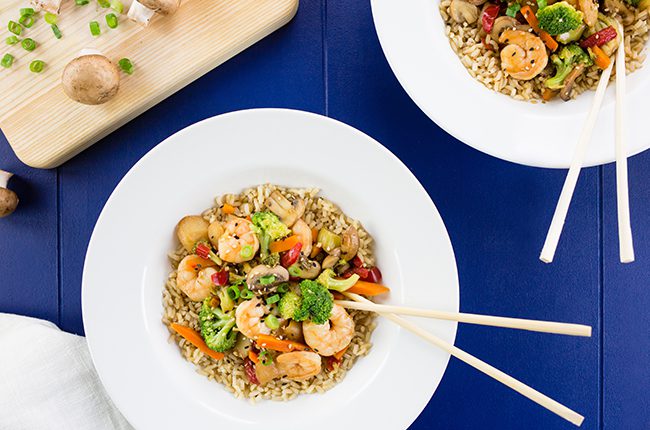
[0,170,19,218]
[450,0,479,24]
[31,0,63,14]
[62,51,120,105]
[246,264,290,293]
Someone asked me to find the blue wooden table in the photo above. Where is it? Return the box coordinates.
[1,1,648,429]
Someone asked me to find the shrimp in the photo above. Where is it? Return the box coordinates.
[176,255,216,301]
[217,217,260,263]
[235,297,271,339]
[276,351,322,381]
[291,218,312,257]
[499,30,548,81]
[302,305,354,356]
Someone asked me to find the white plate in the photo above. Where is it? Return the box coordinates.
[371,0,650,168]
[82,109,459,430]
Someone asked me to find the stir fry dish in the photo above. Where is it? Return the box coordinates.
[163,185,387,401]
[440,0,650,101]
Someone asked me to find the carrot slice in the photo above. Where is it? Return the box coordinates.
[591,46,611,69]
[311,227,319,241]
[310,244,322,259]
[269,235,301,254]
[248,349,259,364]
[255,334,308,352]
[333,346,349,361]
[542,88,557,101]
[170,323,224,360]
[222,203,236,215]
[346,280,390,297]
[521,6,558,52]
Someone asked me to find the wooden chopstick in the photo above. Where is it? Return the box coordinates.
[344,292,585,426]
[540,56,615,263]
[614,22,635,263]
[334,300,592,337]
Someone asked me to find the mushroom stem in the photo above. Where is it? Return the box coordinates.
[0,170,12,189]
[128,0,156,26]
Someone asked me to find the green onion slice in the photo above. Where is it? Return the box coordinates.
[6,36,19,46]
[75,0,90,4]
[20,8,35,17]
[19,15,34,28]
[45,12,58,25]
[8,21,22,36]
[21,38,36,52]
[259,274,277,286]
[106,13,118,29]
[277,283,289,294]
[239,244,253,259]
[266,294,280,305]
[258,350,273,366]
[1,54,15,68]
[240,289,255,300]
[264,315,280,330]
[110,0,124,13]
[30,60,45,73]
[227,285,241,301]
[51,24,62,39]
[89,21,100,36]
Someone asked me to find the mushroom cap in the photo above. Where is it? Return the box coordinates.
[246,264,290,293]
[0,188,19,218]
[62,55,120,105]
[139,0,181,15]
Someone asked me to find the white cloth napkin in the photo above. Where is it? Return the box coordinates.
[0,313,133,430]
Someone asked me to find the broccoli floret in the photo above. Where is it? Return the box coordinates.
[317,268,360,292]
[251,212,291,259]
[278,291,302,320]
[546,44,592,89]
[298,280,333,325]
[537,2,583,35]
[199,298,237,352]
[625,0,640,6]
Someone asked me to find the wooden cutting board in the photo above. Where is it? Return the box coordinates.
[0,0,298,168]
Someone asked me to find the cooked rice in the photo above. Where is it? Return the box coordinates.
[439,1,650,101]
[162,184,377,402]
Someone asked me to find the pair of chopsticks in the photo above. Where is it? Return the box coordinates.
[541,22,634,264]
[335,293,591,426]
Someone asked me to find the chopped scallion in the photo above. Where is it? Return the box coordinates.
[75,0,90,4]
[21,38,36,52]
[89,21,101,36]
[8,21,22,36]
[537,0,547,9]
[1,54,14,68]
[30,60,45,73]
[19,15,34,28]
[51,24,62,39]
[506,2,521,18]
[110,0,124,13]
[277,283,289,293]
[266,294,280,305]
[5,36,19,46]
[227,285,241,301]
[106,13,118,29]
[98,0,110,7]
[264,315,280,330]
[45,12,58,25]
[239,244,253,259]
[19,8,35,17]
[240,289,255,299]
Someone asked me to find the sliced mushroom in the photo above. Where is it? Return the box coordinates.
[0,170,19,218]
[322,248,341,270]
[265,191,306,227]
[490,16,520,41]
[288,256,321,279]
[560,64,586,101]
[139,0,181,15]
[279,320,304,343]
[246,264,289,293]
[291,219,312,257]
[31,0,63,14]
[176,215,209,252]
[341,226,360,261]
[208,221,224,248]
[128,0,156,26]
[450,0,479,24]
[603,0,634,25]
[62,52,120,105]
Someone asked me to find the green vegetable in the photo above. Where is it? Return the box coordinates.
[537,0,547,8]
[1,54,14,68]
[51,24,62,39]
[227,285,240,300]
[111,0,124,13]
[240,288,255,299]
[240,245,253,259]
[297,280,333,324]
[264,314,280,330]
[45,12,58,24]
[251,211,291,259]
[19,15,34,28]
[20,8,35,17]
[259,274,276,286]
[317,268,360,292]
[106,13,118,29]
[506,2,521,18]
[6,36,19,45]
[545,44,592,89]
[278,291,302,320]
[277,283,289,294]
[317,228,341,253]
[30,60,45,73]
[90,21,101,36]
[76,0,90,5]
[537,2,583,35]
[98,0,110,7]
[217,287,234,312]
[261,253,280,267]
[556,24,586,44]
[21,38,36,52]
[258,350,273,365]
[8,21,22,36]
[266,294,280,305]
[199,298,237,353]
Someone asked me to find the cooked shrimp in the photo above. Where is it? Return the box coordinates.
[235,297,271,339]
[176,255,216,301]
[579,0,599,26]
[302,305,354,356]
[499,30,548,80]
[292,218,312,256]
[276,351,322,381]
[217,217,260,263]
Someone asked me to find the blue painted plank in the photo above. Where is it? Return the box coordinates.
[602,153,650,429]
[0,132,59,324]
[58,2,325,335]
[325,1,600,429]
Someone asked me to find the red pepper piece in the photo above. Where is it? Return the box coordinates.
[211,269,228,286]
[482,4,500,33]
[366,266,383,284]
[351,255,364,268]
[244,358,259,385]
[580,26,617,49]
[280,242,302,268]
[195,242,211,260]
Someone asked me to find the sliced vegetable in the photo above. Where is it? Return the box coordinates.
[170,323,225,360]
[537,0,547,9]
[280,242,302,267]
[244,358,260,384]
[264,314,280,330]
[8,21,22,36]
[240,288,255,299]
[270,234,301,253]
[19,15,34,28]
[20,8,35,16]
[227,285,240,300]
[106,13,119,29]
[580,26,617,48]
[347,280,390,297]
[521,5,558,51]
[248,349,260,364]
[76,0,90,4]
[542,88,557,101]
[118,57,134,74]
[45,12,58,24]
[265,294,280,305]
[51,24,62,39]
[316,228,341,253]
[258,350,273,365]
[1,54,14,69]
[211,269,229,286]
[90,21,101,36]
[255,334,308,352]
[98,0,110,7]
[366,266,383,284]
[6,36,19,46]
[333,345,349,361]
[111,0,124,13]
[481,4,501,33]
[590,45,611,69]
[506,3,521,18]
[194,241,222,265]
[222,203,236,214]
[21,38,36,52]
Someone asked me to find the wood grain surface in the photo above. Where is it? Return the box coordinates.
[0,0,298,168]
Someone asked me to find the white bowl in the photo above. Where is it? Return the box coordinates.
[371,0,650,168]
[82,109,459,430]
